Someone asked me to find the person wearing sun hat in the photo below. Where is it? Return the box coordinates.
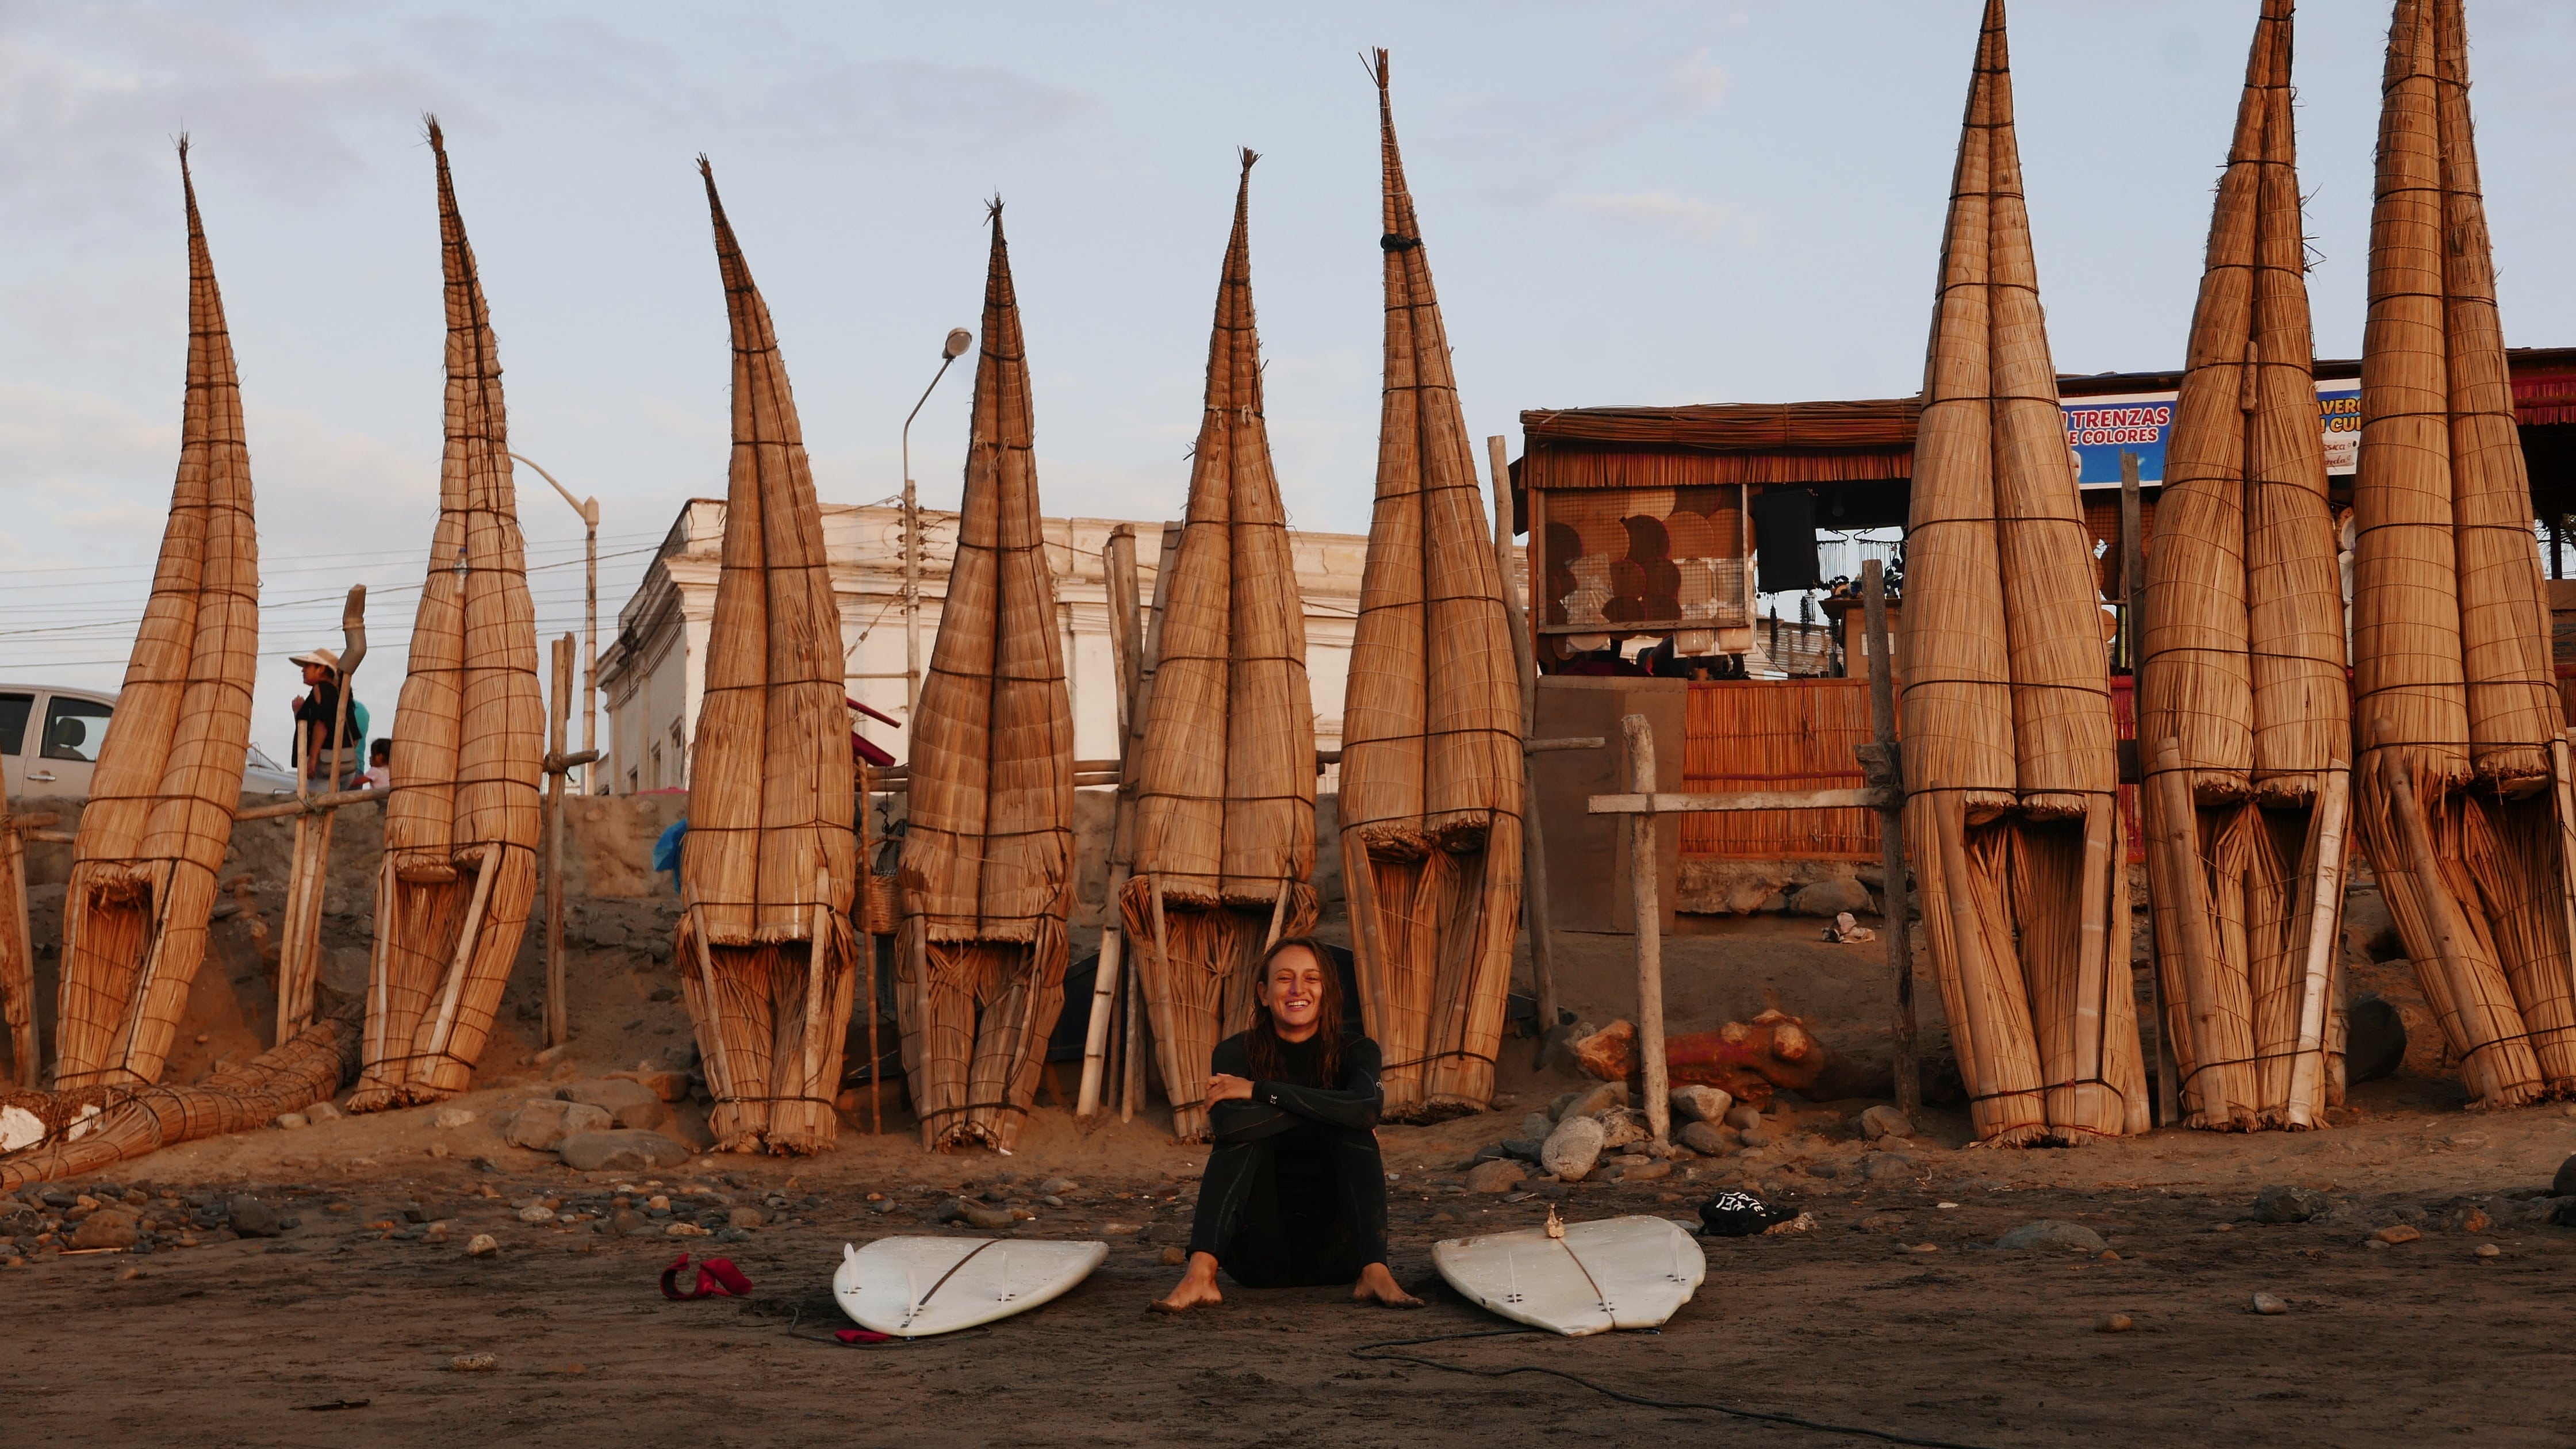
[288,646,358,787]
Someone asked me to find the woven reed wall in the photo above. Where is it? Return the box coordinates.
[1339,53,1524,1118]
[1680,681,1880,860]
[1899,0,2142,1147]
[352,122,547,1110]
[2348,0,2574,1109]
[2130,1,2355,1133]
[1122,157,1319,1140]
[1525,444,1911,490]
[57,143,259,1090]
[895,206,1075,1152]
[673,161,861,1155]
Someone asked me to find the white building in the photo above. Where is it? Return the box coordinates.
[597,501,1379,795]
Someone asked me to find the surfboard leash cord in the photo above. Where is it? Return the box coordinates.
[1347,1328,1996,1449]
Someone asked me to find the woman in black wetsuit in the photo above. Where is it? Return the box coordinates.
[1151,937,1421,1312]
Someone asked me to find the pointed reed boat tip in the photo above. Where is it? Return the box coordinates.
[1238,146,1259,175]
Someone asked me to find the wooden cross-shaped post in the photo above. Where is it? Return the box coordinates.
[1588,697,1908,1145]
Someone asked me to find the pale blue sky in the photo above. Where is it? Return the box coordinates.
[2,1,2571,760]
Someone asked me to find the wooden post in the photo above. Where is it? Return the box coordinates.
[544,633,573,1048]
[859,758,881,1133]
[1860,560,1918,1122]
[2284,764,2349,1127]
[276,586,367,1045]
[0,805,36,1089]
[1488,435,1562,1061]
[1080,527,1143,1118]
[2121,448,2175,1124]
[1620,714,1670,1145]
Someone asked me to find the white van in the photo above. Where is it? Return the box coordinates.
[0,683,300,800]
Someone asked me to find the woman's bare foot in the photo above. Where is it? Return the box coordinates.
[1354,1262,1423,1309]
[1151,1252,1225,1313]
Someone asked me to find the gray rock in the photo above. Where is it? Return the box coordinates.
[564,1079,661,1117]
[1995,1220,2107,1253]
[1789,877,1876,918]
[1038,1178,1080,1195]
[1669,1085,1732,1125]
[304,1100,343,1124]
[1465,1159,1527,1194]
[2251,1292,2288,1316]
[932,1198,1018,1230]
[2253,1184,2329,1225]
[1861,1153,1920,1184]
[2553,1155,2576,1200]
[227,1197,282,1238]
[726,1206,764,1229]
[1595,1109,1651,1151]
[1540,1114,1607,1180]
[1564,1082,1628,1120]
[557,1130,692,1173]
[1858,1105,1912,1141]
[1736,1128,1772,1149]
[1677,1121,1732,1155]
[2346,994,2408,1085]
[505,1098,612,1152]
[70,1208,137,1251]
[1520,1112,1555,1140]
[611,1098,669,1132]
[1723,1104,1762,1131]
[2546,1198,2576,1229]
[273,1112,308,1131]
[1498,1138,1546,1163]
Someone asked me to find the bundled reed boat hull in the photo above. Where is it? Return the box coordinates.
[1120,154,1318,1142]
[1899,1,2146,1145]
[351,122,545,1111]
[1339,53,1525,1123]
[55,141,258,1091]
[896,205,1076,1153]
[674,160,861,1155]
[2348,0,2576,1109]
[2138,0,2354,1133]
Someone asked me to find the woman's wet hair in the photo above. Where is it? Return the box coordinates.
[1242,936,1342,1087]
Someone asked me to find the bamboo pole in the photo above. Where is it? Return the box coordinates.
[2151,738,2232,1124]
[1122,525,1178,1123]
[0,804,34,1088]
[2380,749,2504,1102]
[421,853,497,1065]
[1861,560,1919,1121]
[2284,763,2349,1126]
[1929,785,2000,1105]
[277,586,369,1045]
[1620,714,1669,1145]
[1488,434,1559,1061]
[2121,449,2175,1124]
[544,633,573,1048]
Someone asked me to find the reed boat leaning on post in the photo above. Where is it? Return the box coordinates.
[2345,0,2576,1110]
[895,202,1078,1153]
[2137,0,2353,1133]
[53,139,259,1092]
[348,121,546,1111]
[1897,0,2148,1147]
[1337,52,1525,1123]
[673,159,861,1156]
[1120,151,1319,1144]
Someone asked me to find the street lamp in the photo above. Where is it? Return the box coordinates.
[899,327,975,743]
[509,451,599,793]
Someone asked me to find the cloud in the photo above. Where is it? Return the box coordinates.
[0,13,424,229]
[1557,189,1745,243]
[1672,47,1728,106]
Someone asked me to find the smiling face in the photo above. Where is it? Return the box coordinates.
[1257,944,1328,1044]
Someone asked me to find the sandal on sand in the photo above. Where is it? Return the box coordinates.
[661,1254,754,1300]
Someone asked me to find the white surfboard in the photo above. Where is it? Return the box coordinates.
[1432,1214,1705,1337]
[833,1236,1108,1338]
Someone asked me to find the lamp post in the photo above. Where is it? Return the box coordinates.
[509,451,599,793]
[899,328,975,749]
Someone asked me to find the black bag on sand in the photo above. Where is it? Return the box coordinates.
[1698,1190,1791,1237]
